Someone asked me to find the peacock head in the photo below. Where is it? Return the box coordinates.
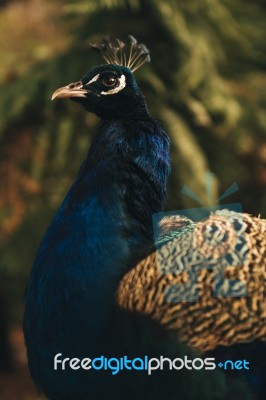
[51,36,151,121]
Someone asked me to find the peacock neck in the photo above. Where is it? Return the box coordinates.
[75,117,170,258]
[84,118,170,183]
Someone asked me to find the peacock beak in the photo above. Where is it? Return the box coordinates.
[51,81,91,100]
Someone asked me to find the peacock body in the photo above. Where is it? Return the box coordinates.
[23,37,266,400]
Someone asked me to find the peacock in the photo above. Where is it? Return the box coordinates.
[23,36,266,400]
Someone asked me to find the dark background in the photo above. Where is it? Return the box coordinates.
[0,0,265,398]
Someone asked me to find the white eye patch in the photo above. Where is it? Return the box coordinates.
[101,75,126,95]
[87,73,126,95]
[88,74,100,84]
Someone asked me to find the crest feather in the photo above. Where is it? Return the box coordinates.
[90,35,150,72]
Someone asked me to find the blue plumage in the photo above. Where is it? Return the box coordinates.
[24,97,171,397]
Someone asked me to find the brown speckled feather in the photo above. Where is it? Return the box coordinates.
[117,210,266,352]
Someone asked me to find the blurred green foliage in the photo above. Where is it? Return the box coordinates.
[0,0,266,363]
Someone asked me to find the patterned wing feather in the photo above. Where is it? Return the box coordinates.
[117,211,266,352]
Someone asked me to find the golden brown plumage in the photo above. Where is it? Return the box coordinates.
[117,210,266,352]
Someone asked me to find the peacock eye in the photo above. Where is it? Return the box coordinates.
[100,76,118,87]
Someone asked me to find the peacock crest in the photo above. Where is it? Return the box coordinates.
[90,35,151,72]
